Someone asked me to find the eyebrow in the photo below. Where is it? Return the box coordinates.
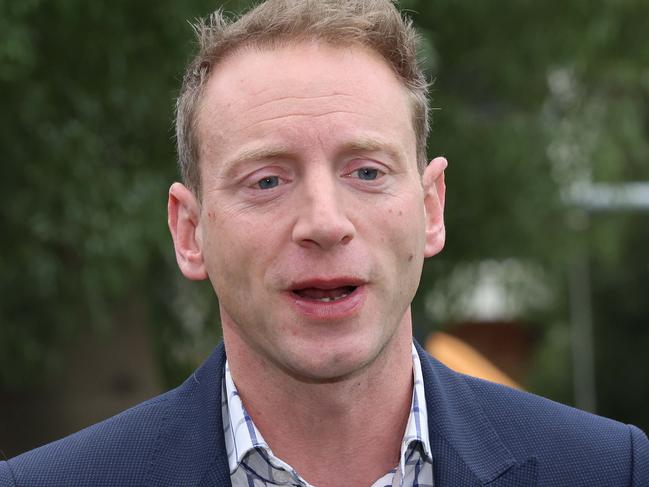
[230,146,291,163]
[221,145,292,177]
[343,137,406,165]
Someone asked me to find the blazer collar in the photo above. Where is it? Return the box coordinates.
[415,341,537,486]
[194,343,232,487]
[144,342,231,486]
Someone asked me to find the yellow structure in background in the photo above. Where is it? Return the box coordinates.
[426,332,522,390]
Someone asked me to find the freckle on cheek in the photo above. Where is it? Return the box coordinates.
[399,211,403,216]
[408,254,414,262]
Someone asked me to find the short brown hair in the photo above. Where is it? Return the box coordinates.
[175,0,429,197]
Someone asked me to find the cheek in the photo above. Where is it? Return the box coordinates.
[379,198,426,257]
[203,211,280,291]
[201,215,247,285]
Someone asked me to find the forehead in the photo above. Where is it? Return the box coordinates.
[196,41,415,163]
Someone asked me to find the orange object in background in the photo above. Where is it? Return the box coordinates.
[426,332,522,390]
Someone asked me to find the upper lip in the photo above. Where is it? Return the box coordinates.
[288,277,366,291]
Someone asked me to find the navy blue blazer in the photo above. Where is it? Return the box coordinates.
[2,342,648,486]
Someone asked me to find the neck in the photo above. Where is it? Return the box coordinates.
[223,314,415,487]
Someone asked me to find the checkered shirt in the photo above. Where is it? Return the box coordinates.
[222,343,433,486]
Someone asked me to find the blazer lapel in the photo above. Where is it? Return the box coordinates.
[416,342,538,486]
[487,457,538,486]
[198,467,231,487]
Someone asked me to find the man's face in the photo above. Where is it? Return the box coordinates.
[187,42,443,381]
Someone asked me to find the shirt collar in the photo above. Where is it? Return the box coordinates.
[222,360,272,474]
[222,342,433,479]
[397,343,433,478]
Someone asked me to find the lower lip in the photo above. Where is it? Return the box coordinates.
[285,286,366,321]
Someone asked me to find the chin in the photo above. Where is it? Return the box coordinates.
[280,340,382,383]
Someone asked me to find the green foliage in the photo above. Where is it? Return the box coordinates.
[1,0,647,431]
[0,0,216,386]
[406,0,649,431]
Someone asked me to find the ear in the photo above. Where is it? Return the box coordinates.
[422,156,447,258]
[167,182,208,280]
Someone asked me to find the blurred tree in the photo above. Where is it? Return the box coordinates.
[0,0,221,387]
[404,0,649,431]
[1,0,647,433]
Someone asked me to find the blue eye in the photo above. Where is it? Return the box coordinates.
[357,168,379,180]
[258,176,279,189]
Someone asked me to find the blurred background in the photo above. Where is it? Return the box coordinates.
[1,0,648,457]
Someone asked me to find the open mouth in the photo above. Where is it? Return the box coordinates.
[291,285,358,303]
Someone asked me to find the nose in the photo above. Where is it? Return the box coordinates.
[291,175,356,250]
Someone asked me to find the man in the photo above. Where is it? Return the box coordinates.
[1,0,647,486]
